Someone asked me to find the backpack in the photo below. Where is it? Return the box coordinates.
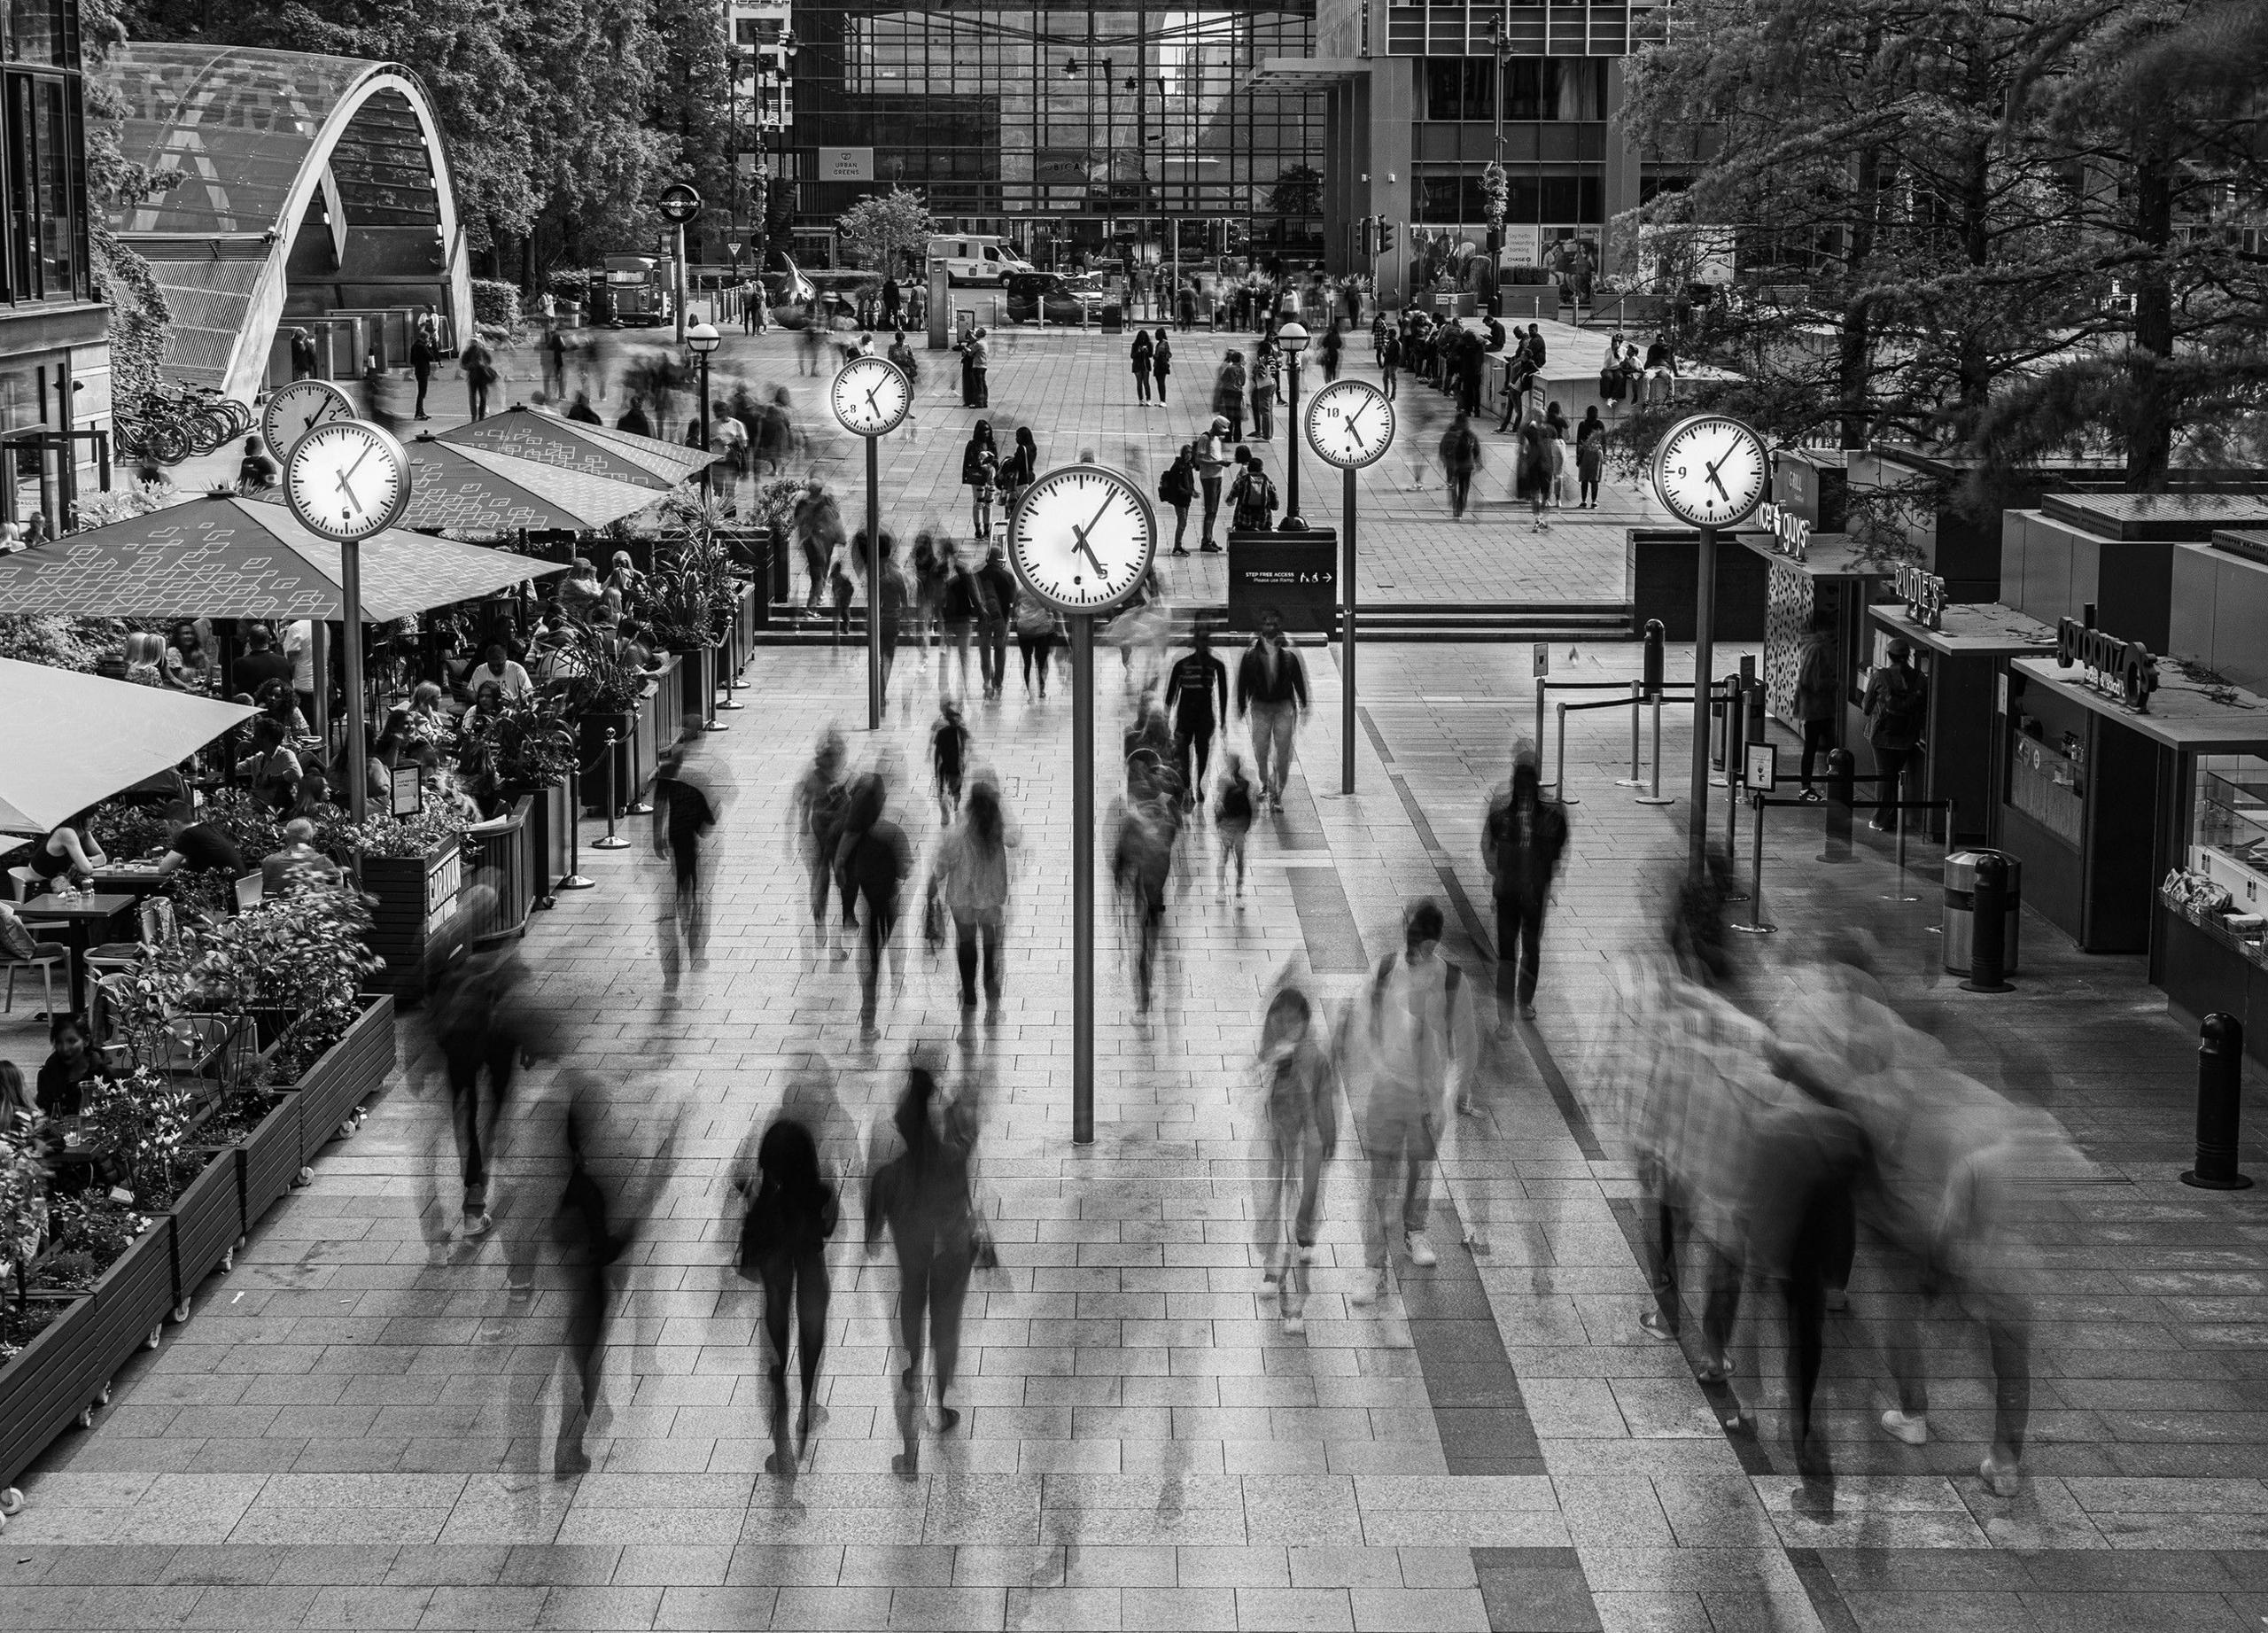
[1232,470,1277,531]
[1868,665,1926,741]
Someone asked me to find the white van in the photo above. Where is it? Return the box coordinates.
[926,236,1034,286]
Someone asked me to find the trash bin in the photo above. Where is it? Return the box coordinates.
[1943,850,2022,976]
[1100,304,1124,333]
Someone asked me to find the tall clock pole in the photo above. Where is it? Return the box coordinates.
[1687,523,1717,872]
[1071,611,1095,1146]
[1341,463,1357,796]
[342,541,368,821]
[866,432,882,731]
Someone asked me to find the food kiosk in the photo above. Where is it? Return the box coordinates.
[1734,518,1894,768]
[1866,574,2055,848]
[2169,530,2268,698]
[2001,493,2268,652]
[1846,448,2111,604]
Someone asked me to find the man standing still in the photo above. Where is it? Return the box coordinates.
[1482,756,1568,1026]
[1196,416,1230,553]
[1860,638,1928,831]
[1236,609,1309,811]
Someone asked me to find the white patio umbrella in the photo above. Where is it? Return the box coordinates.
[0,657,257,835]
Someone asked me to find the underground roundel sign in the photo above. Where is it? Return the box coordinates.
[657,183,703,224]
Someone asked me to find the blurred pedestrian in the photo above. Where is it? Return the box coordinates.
[1255,984,1338,1334]
[1861,638,1928,831]
[865,1067,978,1480]
[1165,625,1230,811]
[1440,411,1480,519]
[736,1116,838,1481]
[975,542,1016,701]
[928,774,1016,1019]
[790,728,850,959]
[836,771,911,1038]
[1013,584,1059,700]
[1112,786,1179,1014]
[423,885,529,1240]
[1235,608,1309,811]
[653,723,732,995]
[1481,755,1568,1028]
[930,696,971,822]
[1215,750,1255,899]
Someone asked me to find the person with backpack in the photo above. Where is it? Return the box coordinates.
[1482,756,1569,1029]
[1793,611,1840,802]
[1342,900,1480,1304]
[1161,443,1198,556]
[459,334,496,422]
[1196,418,1231,552]
[1860,638,1929,831]
[1254,983,1340,1335]
[1228,448,1278,533]
[735,1116,838,1481]
[865,1066,978,1480]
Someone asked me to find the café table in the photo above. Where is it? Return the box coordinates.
[17,892,137,1017]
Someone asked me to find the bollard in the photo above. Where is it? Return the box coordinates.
[1642,618,1666,699]
[559,767,595,888]
[2182,1015,2254,1190]
[1960,852,2013,991]
[1635,696,1675,805]
[592,727,631,850]
[1731,792,1775,934]
[1554,703,1581,805]
[1818,748,1855,864]
[1619,680,1647,788]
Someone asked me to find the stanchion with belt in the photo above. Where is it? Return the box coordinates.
[1736,792,1952,935]
[590,726,632,851]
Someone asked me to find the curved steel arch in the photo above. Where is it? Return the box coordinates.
[99,43,474,404]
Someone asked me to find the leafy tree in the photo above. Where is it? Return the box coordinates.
[81,0,173,410]
[836,189,935,276]
[1267,164,1324,219]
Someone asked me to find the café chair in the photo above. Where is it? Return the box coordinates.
[8,865,41,902]
[86,898,177,979]
[2,942,66,1016]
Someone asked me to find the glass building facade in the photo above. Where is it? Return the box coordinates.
[786,3,1325,263]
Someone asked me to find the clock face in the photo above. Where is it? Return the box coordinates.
[829,356,911,437]
[260,379,354,461]
[1651,415,1768,530]
[1304,378,1394,470]
[284,420,413,542]
[1006,463,1156,614]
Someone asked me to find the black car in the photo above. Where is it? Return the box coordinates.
[1002,272,1103,326]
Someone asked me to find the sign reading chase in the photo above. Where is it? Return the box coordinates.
[1893,562,1946,631]
[2055,618,2159,713]
[1752,500,1811,561]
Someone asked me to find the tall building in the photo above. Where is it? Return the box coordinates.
[772,2,1326,268]
[0,0,105,531]
[1255,0,1674,306]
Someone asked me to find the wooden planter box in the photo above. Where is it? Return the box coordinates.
[167,1150,242,1313]
[361,840,463,1002]
[528,776,572,898]
[578,707,655,818]
[464,797,536,943]
[291,994,396,1160]
[673,644,718,729]
[240,1091,302,1224]
[0,1294,96,1490]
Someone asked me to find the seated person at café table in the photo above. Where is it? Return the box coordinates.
[27,813,106,893]
[1,1059,38,1139]
[0,898,72,984]
[232,624,293,698]
[252,678,313,738]
[460,680,507,739]
[152,804,247,878]
[260,819,342,896]
[288,770,339,821]
[476,643,534,701]
[35,1014,122,1195]
[237,718,303,811]
[164,620,217,692]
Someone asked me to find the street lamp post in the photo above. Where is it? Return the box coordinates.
[1487,4,1510,316]
[687,320,720,494]
[1277,320,1309,530]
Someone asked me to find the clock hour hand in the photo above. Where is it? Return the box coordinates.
[1703,455,1731,502]
[1068,523,1107,573]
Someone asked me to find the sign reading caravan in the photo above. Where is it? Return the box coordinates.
[926,236,1035,287]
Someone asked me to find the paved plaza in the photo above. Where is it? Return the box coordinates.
[4,628,2266,1633]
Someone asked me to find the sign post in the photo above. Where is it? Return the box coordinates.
[1301,377,1395,796]
[827,357,913,731]
[657,183,703,346]
[1070,612,1095,1145]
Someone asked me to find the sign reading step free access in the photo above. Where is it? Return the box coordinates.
[1227,528,1340,636]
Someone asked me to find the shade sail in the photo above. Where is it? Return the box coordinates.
[0,658,258,835]
[434,406,718,490]
[400,438,677,533]
[0,496,564,623]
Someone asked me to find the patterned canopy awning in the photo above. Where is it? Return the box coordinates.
[0,658,257,835]
[432,406,718,491]
[0,497,564,623]
[400,437,679,533]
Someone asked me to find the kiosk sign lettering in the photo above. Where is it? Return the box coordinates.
[1753,501,1811,561]
[1894,562,1946,631]
[2055,618,2159,713]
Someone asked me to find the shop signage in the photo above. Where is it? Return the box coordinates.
[1894,562,1946,630]
[1753,501,1811,561]
[818,146,874,182]
[2055,617,2159,713]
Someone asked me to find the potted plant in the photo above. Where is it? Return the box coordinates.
[323,806,466,1002]
[557,618,664,817]
[460,689,579,907]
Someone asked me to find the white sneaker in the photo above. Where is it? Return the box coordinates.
[1980,1452,2021,1497]
[1281,1314,1306,1335]
[1404,1231,1438,1268]
[1348,1271,1388,1307]
[1881,1409,1929,1446]
[462,1211,493,1238]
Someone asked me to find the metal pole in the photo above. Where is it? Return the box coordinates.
[697,352,712,500]
[1636,698,1674,805]
[2183,1014,2253,1190]
[1884,797,1918,902]
[593,728,630,849]
[1687,524,1718,871]
[1731,793,1775,934]
[1553,703,1580,805]
[866,433,882,729]
[340,542,367,821]
[1072,613,1095,1146]
[674,223,688,347]
[1282,352,1302,527]
[1341,463,1356,796]
[560,769,594,887]
[1619,680,1643,786]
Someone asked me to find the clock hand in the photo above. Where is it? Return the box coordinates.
[1068,523,1107,572]
[1703,454,1731,502]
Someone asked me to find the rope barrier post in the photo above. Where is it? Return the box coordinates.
[1721,727,1749,902]
[1635,696,1674,806]
[1618,680,1645,788]
[704,648,727,733]
[559,767,595,889]
[1554,703,1580,805]
[2182,1015,2253,1191]
[592,727,631,850]
[1884,795,1918,902]
[1819,748,1855,864]
[1731,792,1775,935]
[1534,677,1546,779]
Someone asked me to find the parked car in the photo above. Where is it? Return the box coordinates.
[1003,272,1105,325]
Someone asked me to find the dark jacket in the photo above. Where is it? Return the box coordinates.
[1862,659,1928,749]
[1131,333,1153,375]
[1482,789,1569,903]
[1236,638,1309,711]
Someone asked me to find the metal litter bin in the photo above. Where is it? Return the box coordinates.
[1943,850,2022,976]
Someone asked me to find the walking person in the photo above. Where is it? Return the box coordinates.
[940,546,979,700]
[1794,611,1839,801]
[1254,983,1339,1335]
[1575,406,1606,509]
[1214,351,1247,442]
[1481,756,1568,1028]
[1161,442,1197,556]
[1861,638,1928,831]
[790,728,850,959]
[866,1067,978,1480]
[1319,319,1344,384]
[1440,411,1480,520]
[928,774,1016,1018]
[838,772,912,1039]
[1013,586,1059,699]
[930,697,971,823]
[1151,329,1171,403]
[961,421,1000,540]
[1196,417,1230,552]
[1214,750,1256,898]
[975,541,1017,702]
[1111,785,1179,1014]
[1131,327,1155,406]
[410,327,436,420]
[1344,901,1480,1304]
[1249,346,1277,439]
[735,1116,838,1481]
[1236,608,1309,810]
[653,723,732,995]
[460,333,496,421]
[423,907,530,1239]
[1165,625,1231,809]
[1518,408,1556,532]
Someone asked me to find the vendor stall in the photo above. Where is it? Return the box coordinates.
[2001,492,2268,652]
[2168,531,2268,698]
[2002,645,2268,988]
[1866,586,2056,848]
[1846,447,2110,603]
[1734,526,1894,774]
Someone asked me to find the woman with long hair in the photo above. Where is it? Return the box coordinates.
[739,1116,837,1481]
[864,1067,977,1480]
[928,774,1015,1016]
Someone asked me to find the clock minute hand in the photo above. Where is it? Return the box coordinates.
[1068,521,1107,573]
[1703,454,1731,502]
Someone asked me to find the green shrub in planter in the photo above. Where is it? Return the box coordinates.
[470,278,521,330]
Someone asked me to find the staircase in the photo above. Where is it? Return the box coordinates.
[751,600,1632,646]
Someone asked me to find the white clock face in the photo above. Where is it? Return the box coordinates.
[829,356,911,437]
[1651,415,1767,530]
[1304,378,1394,470]
[284,420,412,541]
[1006,464,1156,614]
[260,378,354,461]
